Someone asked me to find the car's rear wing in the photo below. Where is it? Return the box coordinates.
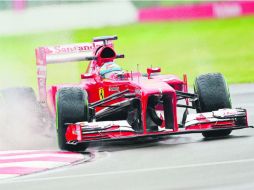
[35,41,113,103]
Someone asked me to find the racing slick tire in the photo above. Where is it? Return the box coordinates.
[56,87,89,151]
[194,73,232,138]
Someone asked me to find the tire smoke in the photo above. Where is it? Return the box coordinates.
[0,87,57,150]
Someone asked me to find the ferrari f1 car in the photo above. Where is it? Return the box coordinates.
[35,36,250,151]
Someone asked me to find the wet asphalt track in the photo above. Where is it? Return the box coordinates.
[0,84,254,190]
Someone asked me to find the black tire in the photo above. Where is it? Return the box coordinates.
[194,73,232,138]
[56,87,89,151]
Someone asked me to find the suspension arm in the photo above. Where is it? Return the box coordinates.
[90,89,129,108]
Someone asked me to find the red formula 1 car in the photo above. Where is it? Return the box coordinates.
[36,36,250,151]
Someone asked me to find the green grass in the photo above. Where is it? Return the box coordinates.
[132,0,208,8]
[0,16,254,92]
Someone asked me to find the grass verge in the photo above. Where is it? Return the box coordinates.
[0,16,253,91]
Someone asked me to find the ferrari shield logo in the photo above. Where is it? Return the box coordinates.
[99,88,104,100]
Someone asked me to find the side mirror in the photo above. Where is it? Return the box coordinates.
[147,67,161,79]
[81,73,95,79]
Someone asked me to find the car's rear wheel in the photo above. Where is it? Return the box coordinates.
[194,73,232,138]
[56,87,89,151]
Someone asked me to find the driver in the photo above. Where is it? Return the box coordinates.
[99,61,123,79]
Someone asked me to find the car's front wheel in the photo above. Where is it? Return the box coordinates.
[194,73,232,138]
[56,87,89,151]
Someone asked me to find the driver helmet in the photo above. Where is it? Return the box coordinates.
[99,61,122,78]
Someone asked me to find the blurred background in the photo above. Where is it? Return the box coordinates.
[0,0,253,92]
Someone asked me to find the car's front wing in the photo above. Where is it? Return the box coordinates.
[65,108,250,144]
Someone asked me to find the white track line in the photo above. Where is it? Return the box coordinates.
[2,157,254,184]
[0,174,18,179]
[0,161,69,168]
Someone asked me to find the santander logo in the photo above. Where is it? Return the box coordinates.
[43,42,113,55]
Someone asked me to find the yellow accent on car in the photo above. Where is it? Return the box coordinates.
[99,88,104,100]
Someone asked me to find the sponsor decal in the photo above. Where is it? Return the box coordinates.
[38,77,46,102]
[44,42,113,55]
[99,88,105,100]
[135,89,141,95]
[213,3,241,18]
[109,86,119,92]
[37,66,46,78]
[36,58,45,66]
